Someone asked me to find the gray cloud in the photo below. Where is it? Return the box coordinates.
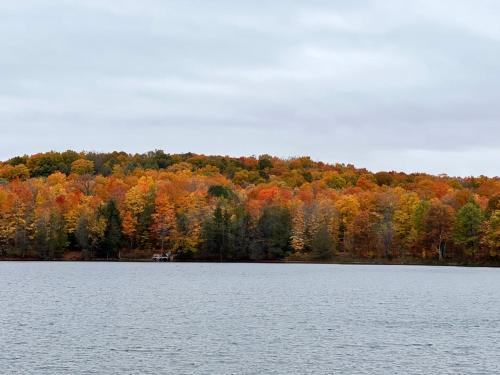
[0,0,498,176]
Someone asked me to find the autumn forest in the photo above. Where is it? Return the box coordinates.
[0,150,498,264]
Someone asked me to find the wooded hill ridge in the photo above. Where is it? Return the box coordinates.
[0,150,498,263]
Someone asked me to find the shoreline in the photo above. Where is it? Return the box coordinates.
[1,257,498,267]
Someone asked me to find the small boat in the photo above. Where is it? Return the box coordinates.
[152,252,172,262]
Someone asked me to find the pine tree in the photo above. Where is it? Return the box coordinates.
[310,222,334,260]
[102,200,123,259]
[453,201,484,257]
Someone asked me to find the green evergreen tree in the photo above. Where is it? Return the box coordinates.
[101,200,123,259]
[310,222,334,261]
[253,206,292,260]
[453,201,484,256]
[75,215,90,259]
[47,212,68,260]
[35,218,48,260]
[201,205,231,261]
[228,207,254,261]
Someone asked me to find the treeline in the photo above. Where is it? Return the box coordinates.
[0,150,498,263]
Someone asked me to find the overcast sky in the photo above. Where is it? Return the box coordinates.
[1,0,499,176]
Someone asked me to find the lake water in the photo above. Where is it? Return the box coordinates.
[1,263,499,374]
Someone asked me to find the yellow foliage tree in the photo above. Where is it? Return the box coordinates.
[71,159,94,175]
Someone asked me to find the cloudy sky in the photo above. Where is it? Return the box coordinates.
[0,0,499,176]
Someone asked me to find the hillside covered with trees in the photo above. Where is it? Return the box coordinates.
[0,150,498,264]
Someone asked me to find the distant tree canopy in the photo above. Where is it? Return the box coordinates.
[0,150,498,262]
